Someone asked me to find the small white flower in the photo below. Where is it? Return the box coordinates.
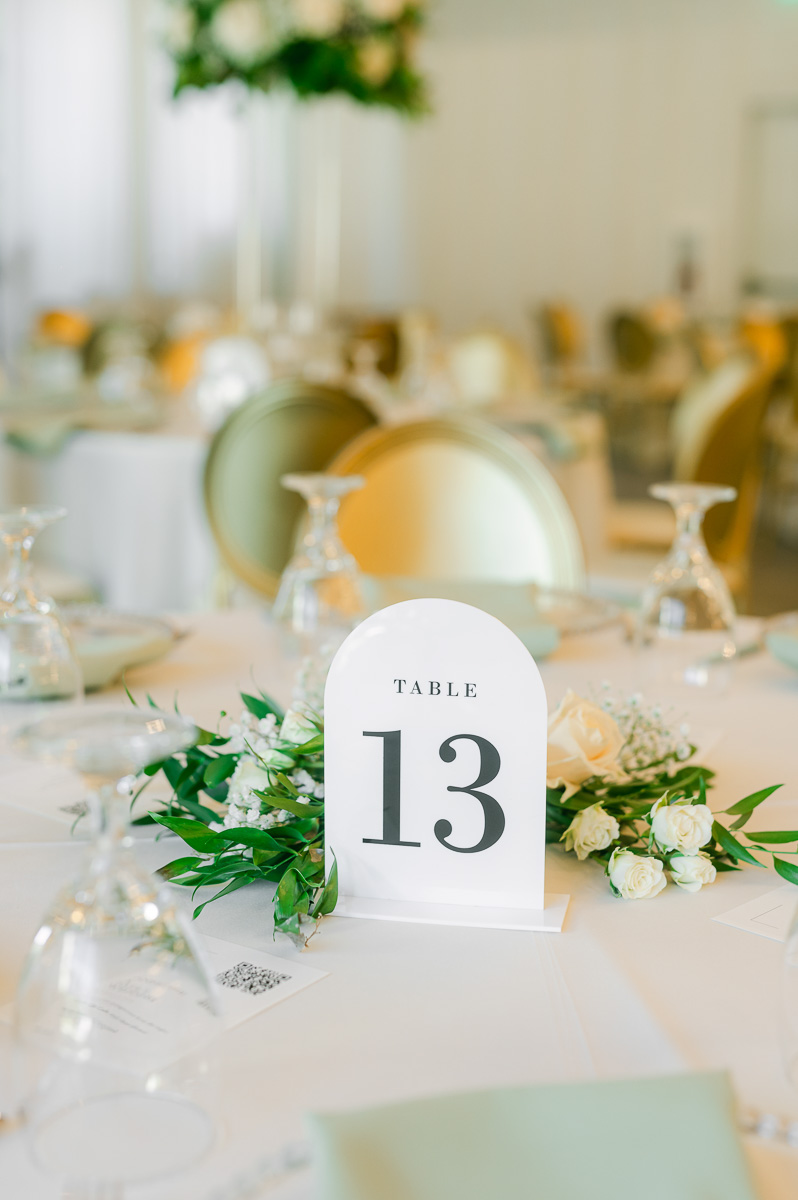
[561,803,620,862]
[290,0,345,37]
[670,852,717,893]
[291,768,316,794]
[608,849,667,900]
[211,0,285,66]
[651,796,713,856]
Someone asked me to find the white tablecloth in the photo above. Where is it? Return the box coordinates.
[0,421,217,613]
[1,612,797,1198]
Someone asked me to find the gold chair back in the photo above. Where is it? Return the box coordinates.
[204,379,376,598]
[672,356,774,580]
[607,310,659,373]
[327,417,585,588]
[538,304,584,367]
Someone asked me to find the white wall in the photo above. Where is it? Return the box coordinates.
[4,0,798,357]
[401,0,798,347]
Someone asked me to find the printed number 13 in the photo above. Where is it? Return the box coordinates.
[362,730,505,854]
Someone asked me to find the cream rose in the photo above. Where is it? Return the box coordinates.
[291,0,345,37]
[607,849,667,900]
[211,0,284,66]
[356,36,396,85]
[650,796,713,856]
[670,852,717,893]
[358,0,407,20]
[561,803,620,862]
[546,691,624,799]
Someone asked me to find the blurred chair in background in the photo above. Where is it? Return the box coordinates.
[203,379,376,600]
[602,305,692,473]
[446,329,539,409]
[536,302,590,390]
[608,354,776,601]
[327,416,585,589]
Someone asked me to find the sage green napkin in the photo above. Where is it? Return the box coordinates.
[307,1072,756,1200]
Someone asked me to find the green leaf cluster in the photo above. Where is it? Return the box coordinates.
[547,764,793,887]
[167,2,429,117]
[131,687,336,944]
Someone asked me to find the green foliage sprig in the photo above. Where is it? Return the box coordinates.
[132,689,336,942]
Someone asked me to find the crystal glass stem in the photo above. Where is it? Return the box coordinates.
[1,532,36,609]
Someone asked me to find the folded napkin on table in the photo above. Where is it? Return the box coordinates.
[307,1071,756,1200]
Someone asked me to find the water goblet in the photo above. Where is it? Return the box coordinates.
[0,506,82,704]
[273,473,367,710]
[12,708,221,1197]
[637,483,737,695]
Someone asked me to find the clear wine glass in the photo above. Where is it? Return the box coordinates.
[0,506,82,704]
[273,473,367,710]
[12,708,221,1197]
[638,483,737,693]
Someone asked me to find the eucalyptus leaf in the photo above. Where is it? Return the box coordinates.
[712,821,765,868]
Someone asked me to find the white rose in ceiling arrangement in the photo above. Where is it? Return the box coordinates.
[291,0,346,38]
[358,0,408,20]
[211,0,286,66]
[356,36,396,85]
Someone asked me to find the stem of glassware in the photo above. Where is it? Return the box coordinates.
[85,777,131,852]
[1,532,35,607]
[305,494,339,557]
[672,500,709,551]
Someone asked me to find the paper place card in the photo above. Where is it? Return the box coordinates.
[2,934,327,1069]
[713,887,798,943]
[202,934,328,1032]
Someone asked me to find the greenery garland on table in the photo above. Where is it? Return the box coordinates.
[131,685,795,945]
[159,0,429,115]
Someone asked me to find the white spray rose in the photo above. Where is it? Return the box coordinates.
[358,0,407,20]
[227,757,272,806]
[280,708,316,745]
[607,849,667,900]
[670,852,717,893]
[211,0,285,66]
[291,0,345,37]
[650,796,713,856]
[561,803,620,862]
[546,691,624,799]
[356,36,396,85]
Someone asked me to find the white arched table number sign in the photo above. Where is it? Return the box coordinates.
[324,599,569,932]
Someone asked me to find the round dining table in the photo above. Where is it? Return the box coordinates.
[1,609,797,1198]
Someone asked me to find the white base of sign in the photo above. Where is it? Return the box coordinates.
[333,893,570,933]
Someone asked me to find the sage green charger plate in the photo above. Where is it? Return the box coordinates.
[204,381,376,599]
[765,618,798,672]
[65,606,178,692]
